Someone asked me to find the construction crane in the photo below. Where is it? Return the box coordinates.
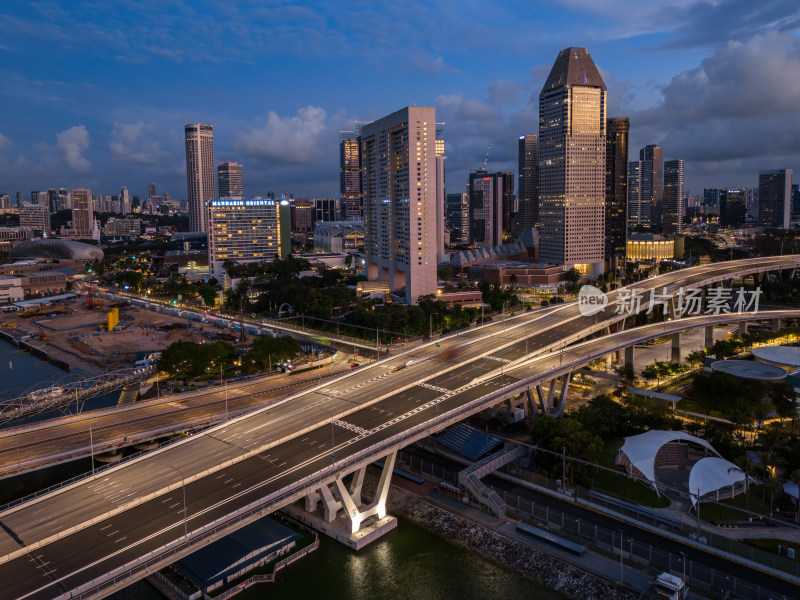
[480,144,493,171]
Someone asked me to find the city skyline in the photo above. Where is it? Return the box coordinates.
[0,2,798,200]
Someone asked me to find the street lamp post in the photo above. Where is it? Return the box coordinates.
[170,464,188,537]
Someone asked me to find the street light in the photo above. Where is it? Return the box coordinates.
[169,464,188,537]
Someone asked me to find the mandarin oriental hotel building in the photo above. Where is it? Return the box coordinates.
[208,197,280,282]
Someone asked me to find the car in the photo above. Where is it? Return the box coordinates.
[350,362,360,368]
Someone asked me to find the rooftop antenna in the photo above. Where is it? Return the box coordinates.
[481,144,493,171]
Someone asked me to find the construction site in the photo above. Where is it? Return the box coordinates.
[0,286,211,375]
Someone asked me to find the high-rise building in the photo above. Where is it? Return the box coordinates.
[791,183,800,216]
[148,183,157,200]
[641,145,664,227]
[217,162,243,198]
[291,198,314,232]
[185,123,215,232]
[468,170,505,247]
[0,194,10,209]
[314,197,339,222]
[435,129,446,263]
[120,187,131,215]
[47,189,57,212]
[605,117,629,271]
[446,192,469,245]
[538,47,606,274]
[279,200,292,259]
[758,169,793,229]
[663,159,685,235]
[71,189,94,237]
[516,134,539,235]
[208,197,279,281]
[339,134,362,219]
[361,106,437,304]
[19,204,51,234]
[720,189,747,227]
[31,191,48,207]
[499,171,515,236]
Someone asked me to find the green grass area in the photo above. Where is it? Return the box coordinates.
[742,538,800,560]
[599,437,623,468]
[699,485,773,524]
[590,469,671,508]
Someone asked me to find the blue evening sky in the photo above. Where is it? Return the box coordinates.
[1,0,799,201]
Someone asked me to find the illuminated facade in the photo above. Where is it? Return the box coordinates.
[71,189,94,238]
[663,158,685,235]
[340,135,362,218]
[626,233,674,261]
[605,117,629,271]
[538,47,606,275]
[468,170,505,247]
[207,198,279,280]
[361,106,437,304]
[516,134,539,233]
[185,123,215,232]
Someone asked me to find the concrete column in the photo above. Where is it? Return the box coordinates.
[671,332,681,364]
[704,325,714,348]
[738,321,748,337]
[335,451,397,534]
[555,372,572,417]
[546,379,557,413]
[772,318,781,333]
[605,353,612,367]
[525,388,537,422]
[535,384,548,413]
[624,345,634,372]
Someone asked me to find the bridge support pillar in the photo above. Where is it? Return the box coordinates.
[535,384,549,413]
[546,379,557,412]
[671,332,681,364]
[554,372,572,417]
[704,325,714,348]
[334,451,396,534]
[738,320,748,337]
[525,388,538,422]
[624,345,634,373]
[772,318,781,333]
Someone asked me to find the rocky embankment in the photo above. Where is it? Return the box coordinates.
[371,478,637,600]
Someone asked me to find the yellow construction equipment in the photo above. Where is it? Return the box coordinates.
[107,307,119,332]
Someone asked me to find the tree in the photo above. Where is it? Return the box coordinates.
[198,284,217,307]
[564,268,581,284]
[244,335,300,373]
[438,266,453,281]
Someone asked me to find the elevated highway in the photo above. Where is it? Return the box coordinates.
[1,257,800,599]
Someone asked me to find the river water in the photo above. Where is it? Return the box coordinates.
[0,339,561,600]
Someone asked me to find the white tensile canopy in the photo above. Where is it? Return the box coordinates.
[618,430,719,485]
[688,457,746,505]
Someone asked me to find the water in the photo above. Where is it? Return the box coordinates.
[0,338,69,396]
[113,519,560,599]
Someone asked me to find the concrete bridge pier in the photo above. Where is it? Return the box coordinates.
[554,372,572,417]
[293,452,398,550]
[772,318,781,333]
[671,332,681,364]
[704,325,714,348]
[738,320,748,337]
[624,345,634,373]
[93,450,123,464]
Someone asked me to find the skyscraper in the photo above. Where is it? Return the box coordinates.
[314,197,339,222]
[663,159,685,235]
[720,189,747,228]
[758,169,793,229]
[435,129,446,263]
[468,170,505,247]
[538,47,606,274]
[605,117,629,271]
[361,106,437,304]
[71,189,93,238]
[516,134,538,234]
[499,171,515,235]
[120,187,131,215]
[218,162,243,198]
[185,123,215,232]
[641,145,664,228]
[446,192,469,245]
[339,134,362,219]
[148,183,157,200]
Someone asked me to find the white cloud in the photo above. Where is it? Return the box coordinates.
[56,125,90,172]
[0,132,11,152]
[235,106,329,165]
[109,122,170,165]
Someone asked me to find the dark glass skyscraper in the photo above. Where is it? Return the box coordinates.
[516,134,538,235]
[758,169,793,229]
[217,162,243,198]
[605,117,628,271]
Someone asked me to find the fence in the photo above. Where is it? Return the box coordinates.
[397,452,797,600]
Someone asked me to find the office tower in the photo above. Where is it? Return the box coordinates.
[361,106,437,303]
[314,197,339,222]
[0,194,10,209]
[538,47,606,274]
[792,184,800,216]
[218,162,243,198]
[148,183,156,200]
[498,171,514,235]
[291,198,314,232]
[279,200,292,259]
[516,134,539,235]
[15,192,21,206]
[47,189,57,212]
[703,188,721,208]
[446,192,469,245]
[31,191,48,206]
[605,117,629,271]
[71,189,94,237]
[208,198,279,281]
[19,204,51,234]
[435,128,446,263]
[663,159,684,235]
[468,170,505,247]
[120,187,131,215]
[185,123,215,232]
[340,134,362,219]
[758,169,793,229]
[720,189,747,227]
[641,145,664,227]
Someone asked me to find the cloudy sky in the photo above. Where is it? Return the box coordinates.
[1,0,799,201]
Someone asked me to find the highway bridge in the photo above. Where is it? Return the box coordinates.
[1,256,799,599]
